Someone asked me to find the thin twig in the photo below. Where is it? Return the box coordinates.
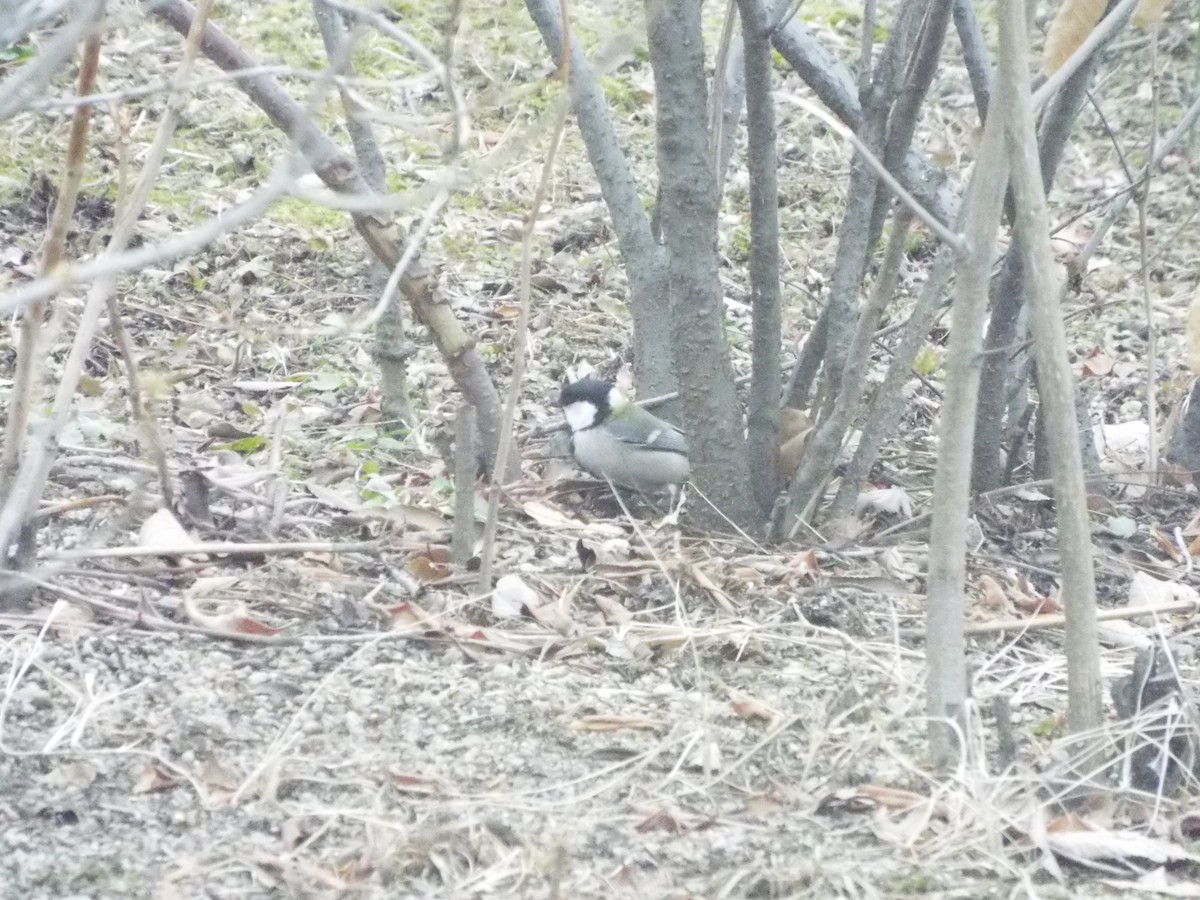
[43,539,380,561]
[476,2,572,594]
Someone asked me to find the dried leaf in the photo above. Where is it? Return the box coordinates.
[730,693,779,725]
[1047,827,1197,867]
[1150,527,1184,561]
[183,595,282,637]
[133,763,180,794]
[527,600,574,635]
[777,408,812,477]
[139,508,201,558]
[1133,0,1172,28]
[635,805,693,833]
[522,500,624,536]
[1042,0,1106,75]
[857,784,931,811]
[305,482,361,512]
[1081,349,1115,377]
[493,573,537,618]
[976,575,1011,616]
[574,713,658,732]
[388,600,443,633]
[593,595,633,625]
[1128,571,1200,608]
[201,756,239,800]
[407,554,451,582]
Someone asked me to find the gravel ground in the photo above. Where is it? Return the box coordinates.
[2,597,949,899]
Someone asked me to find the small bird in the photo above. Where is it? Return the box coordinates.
[559,378,690,491]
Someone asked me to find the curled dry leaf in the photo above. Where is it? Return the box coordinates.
[976,575,1011,616]
[183,595,282,638]
[493,573,537,618]
[133,763,180,794]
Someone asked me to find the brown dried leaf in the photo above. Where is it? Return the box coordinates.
[406,554,451,582]
[777,408,812,477]
[730,693,779,725]
[1042,0,1106,75]
[1081,348,1114,377]
[976,575,1011,616]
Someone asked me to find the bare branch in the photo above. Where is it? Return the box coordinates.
[737,0,782,514]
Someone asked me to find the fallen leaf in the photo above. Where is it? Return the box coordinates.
[183,595,282,638]
[635,805,694,833]
[1081,349,1114,377]
[388,600,443,633]
[1047,827,1197,868]
[976,575,1011,616]
[493,573,537,618]
[1128,572,1200,609]
[133,763,180,794]
[139,508,202,559]
[202,756,238,792]
[522,500,624,536]
[527,600,574,635]
[407,554,451,582]
[730,693,779,725]
[593,595,633,625]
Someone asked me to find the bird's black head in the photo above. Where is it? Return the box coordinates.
[559,378,615,428]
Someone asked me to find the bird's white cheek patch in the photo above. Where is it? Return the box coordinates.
[562,401,597,432]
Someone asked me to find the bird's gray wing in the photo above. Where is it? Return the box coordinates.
[605,406,689,456]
